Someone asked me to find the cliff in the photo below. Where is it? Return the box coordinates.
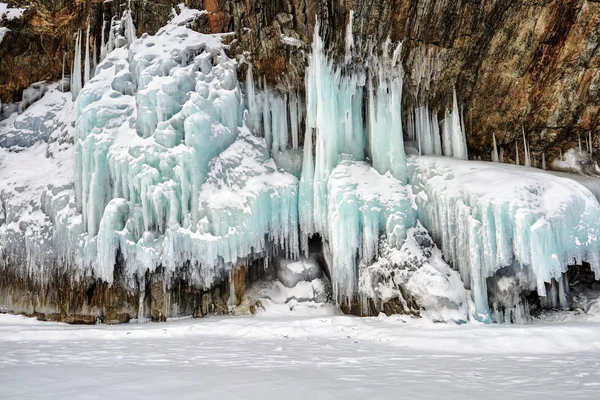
[2,0,599,160]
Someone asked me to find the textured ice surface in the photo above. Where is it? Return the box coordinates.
[0,85,80,281]
[409,155,600,319]
[327,160,417,302]
[73,6,299,286]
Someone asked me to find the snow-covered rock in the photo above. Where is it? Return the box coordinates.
[360,223,471,322]
[276,258,323,288]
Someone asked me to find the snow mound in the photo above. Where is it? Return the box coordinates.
[409,155,600,320]
[0,3,26,21]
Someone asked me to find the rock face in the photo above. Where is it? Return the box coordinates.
[0,254,265,323]
[2,0,598,159]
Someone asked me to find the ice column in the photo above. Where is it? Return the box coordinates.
[100,19,106,60]
[522,125,531,167]
[84,22,91,85]
[491,133,499,162]
[451,87,468,160]
[71,30,82,100]
[442,110,453,157]
[125,10,137,46]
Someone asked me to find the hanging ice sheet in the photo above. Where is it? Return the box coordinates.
[408,155,600,319]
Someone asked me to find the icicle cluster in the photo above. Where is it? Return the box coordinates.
[406,88,468,160]
[409,155,600,320]
[73,6,299,286]
[298,22,416,303]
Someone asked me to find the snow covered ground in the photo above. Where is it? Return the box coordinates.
[2,312,600,399]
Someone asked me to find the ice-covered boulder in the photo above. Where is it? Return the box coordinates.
[276,258,323,288]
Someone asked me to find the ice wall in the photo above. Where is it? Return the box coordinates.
[327,160,417,303]
[409,155,600,319]
[73,6,299,287]
[299,22,409,253]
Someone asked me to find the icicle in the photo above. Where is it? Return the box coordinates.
[491,133,499,162]
[499,148,504,163]
[589,131,593,156]
[100,19,106,60]
[406,110,414,142]
[542,152,547,170]
[451,87,468,160]
[442,110,453,157]
[261,76,272,150]
[344,10,354,64]
[431,112,442,155]
[290,91,299,149]
[107,18,115,54]
[61,51,65,92]
[245,64,259,132]
[71,30,82,100]
[522,125,531,167]
[92,40,97,77]
[125,10,137,46]
[515,142,520,165]
[416,106,433,155]
[83,21,91,86]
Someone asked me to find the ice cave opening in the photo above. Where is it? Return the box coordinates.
[1,5,600,325]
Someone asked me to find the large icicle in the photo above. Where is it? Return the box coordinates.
[124,10,137,46]
[522,125,531,167]
[71,30,82,100]
[442,110,453,157]
[83,21,91,85]
[451,87,468,160]
[491,134,499,162]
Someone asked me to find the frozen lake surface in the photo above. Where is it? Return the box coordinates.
[1,312,600,399]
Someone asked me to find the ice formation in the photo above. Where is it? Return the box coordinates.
[491,133,499,163]
[409,106,442,156]
[409,155,600,320]
[73,6,300,286]
[552,148,600,176]
[4,5,600,324]
[327,160,417,302]
[71,30,83,100]
[522,126,531,167]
